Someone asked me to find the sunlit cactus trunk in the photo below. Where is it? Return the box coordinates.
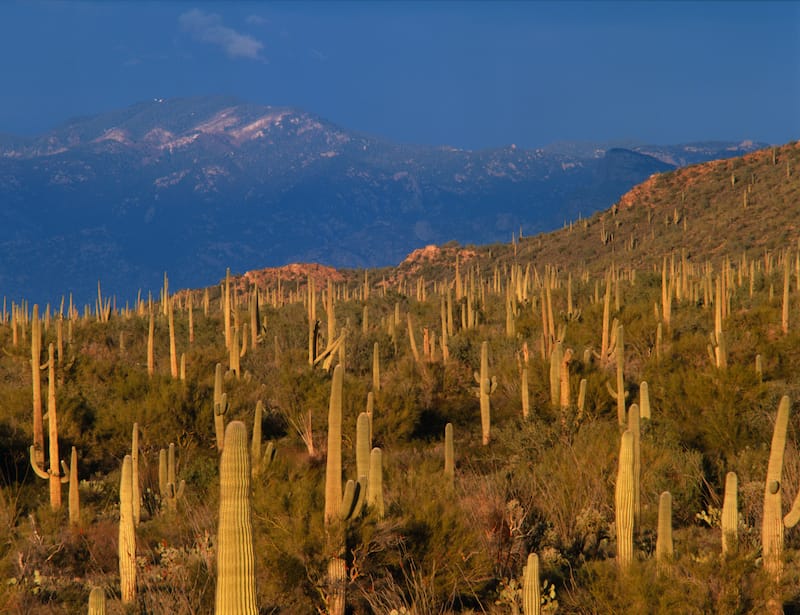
[215,421,257,615]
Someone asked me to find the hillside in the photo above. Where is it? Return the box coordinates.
[0,96,764,305]
[369,140,800,287]
[3,136,800,614]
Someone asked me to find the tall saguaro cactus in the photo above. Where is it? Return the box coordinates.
[31,305,44,469]
[119,455,136,605]
[762,395,800,580]
[615,430,634,569]
[30,344,67,510]
[474,341,497,445]
[722,471,738,555]
[215,421,257,615]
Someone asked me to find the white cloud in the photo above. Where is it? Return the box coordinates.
[179,9,266,61]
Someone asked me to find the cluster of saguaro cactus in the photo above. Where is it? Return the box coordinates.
[251,401,275,477]
[30,344,68,511]
[158,443,185,512]
[215,421,258,614]
[474,341,497,445]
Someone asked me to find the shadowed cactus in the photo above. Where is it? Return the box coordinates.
[656,491,673,575]
[215,420,257,614]
[444,422,455,485]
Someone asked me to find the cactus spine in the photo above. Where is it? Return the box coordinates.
[615,430,634,569]
[119,455,136,604]
[474,341,497,445]
[215,421,257,615]
[522,552,541,615]
[722,471,738,555]
[656,491,673,575]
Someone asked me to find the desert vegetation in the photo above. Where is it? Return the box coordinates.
[1,143,800,614]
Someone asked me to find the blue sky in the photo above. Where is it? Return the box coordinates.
[0,1,798,149]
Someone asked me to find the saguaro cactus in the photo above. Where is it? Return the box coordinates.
[31,305,44,468]
[372,342,381,392]
[474,341,497,445]
[159,443,185,512]
[615,430,634,569]
[87,587,106,615]
[722,471,738,555]
[119,455,136,604]
[251,401,275,478]
[606,324,628,425]
[30,344,67,511]
[68,447,79,526]
[656,491,673,575]
[367,447,384,518]
[213,364,228,451]
[215,421,257,615]
[522,552,541,615]
[444,422,455,484]
[762,395,800,580]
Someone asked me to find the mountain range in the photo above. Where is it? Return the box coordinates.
[0,95,766,305]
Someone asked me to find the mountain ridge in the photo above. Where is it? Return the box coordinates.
[0,96,769,305]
